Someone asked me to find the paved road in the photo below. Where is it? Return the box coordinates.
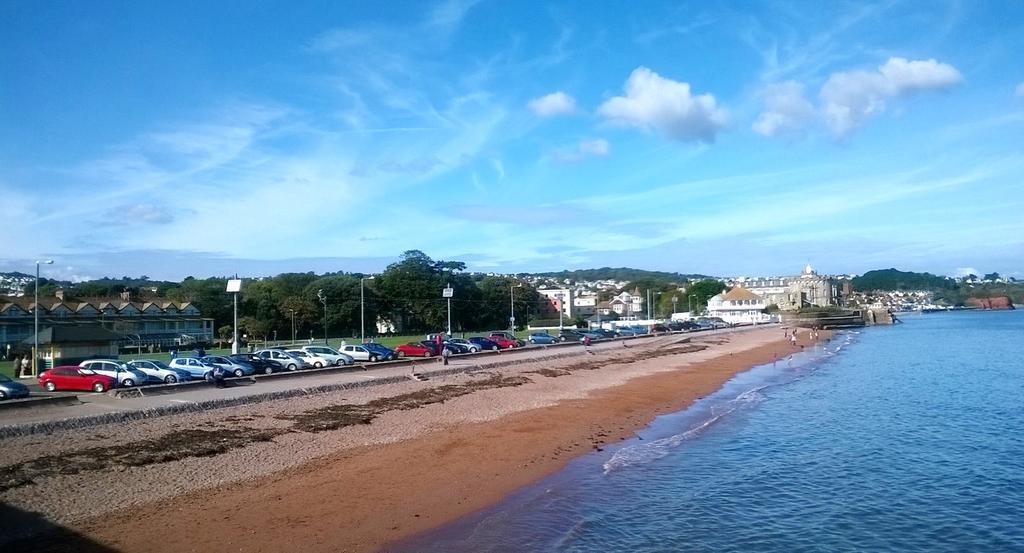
[0,326,768,427]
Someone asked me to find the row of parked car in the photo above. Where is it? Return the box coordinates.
[15,322,729,397]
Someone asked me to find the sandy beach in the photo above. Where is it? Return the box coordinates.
[2,327,820,552]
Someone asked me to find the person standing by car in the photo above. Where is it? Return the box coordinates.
[441,345,451,366]
[21,356,31,377]
[212,364,227,388]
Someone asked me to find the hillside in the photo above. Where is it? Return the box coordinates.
[852,268,956,291]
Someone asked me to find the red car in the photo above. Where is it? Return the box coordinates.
[487,336,517,349]
[38,366,116,393]
[395,343,433,358]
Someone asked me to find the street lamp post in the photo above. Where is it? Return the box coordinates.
[672,295,679,317]
[510,282,522,334]
[227,278,241,354]
[654,292,662,319]
[289,309,296,344]
[33,260,53,377]
[317,289,327,346]
[443,283,454,336]
[556,293,564,330]
[360,276,375,343]
[689,294,696,314]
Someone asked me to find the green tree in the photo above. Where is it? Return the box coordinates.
[684,279,727,314]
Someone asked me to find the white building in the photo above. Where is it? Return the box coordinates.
[609,287,644,320]
[707,287,772,325]
[538,288,574,318]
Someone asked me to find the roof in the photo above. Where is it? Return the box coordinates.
[722,287,764,302]
[24,325,126,345]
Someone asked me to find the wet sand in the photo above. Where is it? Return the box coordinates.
[11,328,819,553]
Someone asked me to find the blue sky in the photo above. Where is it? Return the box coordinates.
[2,0,1023,281]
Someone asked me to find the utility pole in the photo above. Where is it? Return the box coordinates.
[557,293,564,329]
[289,309,296,344]
[672,295,678,316]
[361,276,374,343]
[227,277,241,355]
[317,289,327,346]
[33,260,53,377]
[443,283,454,336]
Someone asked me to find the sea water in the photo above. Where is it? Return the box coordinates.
[394,310,1024,552]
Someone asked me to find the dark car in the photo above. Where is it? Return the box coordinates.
[558,329,586,342]
[442,341,472,354]
[467,337,501,351]
[651,324,670,333]
[229,353,284,375]
[0,374,30,400]
[589,329,617,339]
[668,320,700,332]
[362,342,397,361]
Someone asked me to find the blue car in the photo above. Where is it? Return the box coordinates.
[527,332,557,344]
[168,357,217,380]
[362,342,397,361]
[0,373,30,400]
[468,337,501,351]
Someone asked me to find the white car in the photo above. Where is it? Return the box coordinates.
[78,359,149,387]
[126,359,192,384]
[445,338,479,353]
[300,345,354,366]
[285,349,331,368]
[339,344,382,362]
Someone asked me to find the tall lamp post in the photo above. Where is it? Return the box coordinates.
[227,278,242,354]
[688,294,696,314]
[33,260,53,377]
[360,275,375,343]
[654,292,663,320]
[288,309,296,344]
[556,293,565,330]
[672,295,679,317]
[510,282,522,334]
[443,283,454,336]
[317,289,327,346]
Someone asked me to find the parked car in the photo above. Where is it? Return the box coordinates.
[283,349,330,368]
[581,331,604,341]
[467,337,501,351]
[667,320,700,332]
[445,338,480,352]
[38,366,115,393]
[527,332,557,344]
[169,357,217,380]
[589,329,618,339]
[339,344,384,362]
[79,359,149,387]
[487,336,518,349]
[201,355,256,377]
[126,359,192,384]
[442,341,472,354]
[396,342,434,357]
[488,331,525,347]
[255,349,308,371]
[228,353,283,375]
[651,324,670,333]
[300,345,355,366]
[557,329,586,342]
[361,342,397,361]
[0,373,31,400]
[615,327,637,337]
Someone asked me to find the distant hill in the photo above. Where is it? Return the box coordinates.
[852,268,956,291]
[528,267,710,283]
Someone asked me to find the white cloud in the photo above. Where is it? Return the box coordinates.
[528,91,577,117]
[752,81,816,137]
[579,139,610,157]
[820,57,962,137]
[1016,82,1024,97]
[597,66,727,142]
[551,138,611,162]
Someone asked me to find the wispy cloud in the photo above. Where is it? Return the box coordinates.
[528,91,577,117]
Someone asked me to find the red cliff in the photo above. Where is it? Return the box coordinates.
[967,297,1016,310]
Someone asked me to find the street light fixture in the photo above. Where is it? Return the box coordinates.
[317,289,327,346]
[33,260,54,377]
[360,275,375,343]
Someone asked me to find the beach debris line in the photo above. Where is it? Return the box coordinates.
[0,428,284,493]
[277,375,532,433]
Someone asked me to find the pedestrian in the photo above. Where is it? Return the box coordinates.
[170,347,178,360]
[12,355,21,377]
[790,334,797,346]
[212,365,227,388]
[441,345,451,366]
[21,356,31,377]
[583,334,593,354]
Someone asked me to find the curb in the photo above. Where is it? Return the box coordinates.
[0,395,80,411]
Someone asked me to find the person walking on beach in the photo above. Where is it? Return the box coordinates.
[790,333,797,347]
[441,345,451,366]
[583,334,593,354]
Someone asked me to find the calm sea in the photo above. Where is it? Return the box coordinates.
[394,310,1024,552]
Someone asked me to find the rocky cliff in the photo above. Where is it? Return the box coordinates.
[967,296,1016,310]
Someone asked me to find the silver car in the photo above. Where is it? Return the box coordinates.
[127,359,192,384]
[78,359,149,387]
[200,355,256,377]
[255,349,309,371]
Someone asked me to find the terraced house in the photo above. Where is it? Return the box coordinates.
[0,289,214,352]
